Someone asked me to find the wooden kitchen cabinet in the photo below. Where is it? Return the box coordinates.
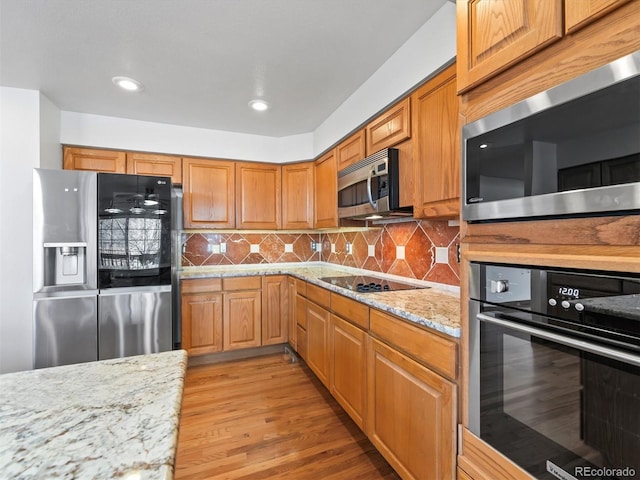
[261,275,288,346]
[306,300,330,387]
[287,276,297,349]
[126,152,182,184]
[314,150,338,228]
[182,157,235,229]
[367,337,456,480]
[565,0,631,34]
[236,162,281,229]
[181,278,223,356]
[456,0,563,92]
[222,276,262,351]
[365,97,411,154]
[63,147,126,173]
[412,64,460,219]
[336,130,366,170]
[282,162,314,229]
[330,313,367,430]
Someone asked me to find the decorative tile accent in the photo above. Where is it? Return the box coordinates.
[250,244,260,254]
[284,244,294,253]
[435,247,448,264]
[396,245,405,260]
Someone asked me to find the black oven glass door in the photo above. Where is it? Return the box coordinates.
[98,173,172,288]
[473,309,639,480]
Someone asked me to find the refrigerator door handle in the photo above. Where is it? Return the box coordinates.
[34,290,99,300]
[99,284,172,295]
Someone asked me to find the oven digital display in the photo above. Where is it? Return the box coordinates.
[555,286,580,298]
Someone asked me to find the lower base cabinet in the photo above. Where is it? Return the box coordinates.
[367,337,456,480]
[306,301,330,387]
[223,289,261,350]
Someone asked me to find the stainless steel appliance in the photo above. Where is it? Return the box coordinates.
[97,173,172,359]
[33,168,175,369]
[319,275,428,292]
[337,148,413,220]
[33,169,98,368]
[468,262,640,479]
[171,187,183,349]
[462,50,640,223]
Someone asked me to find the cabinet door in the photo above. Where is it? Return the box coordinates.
[336,130,366,170]
[565,0,631,34]
[287,276,297,349]
[261,275,288,346]
[367,337,456,480]
[63,147,126,173]
[365,97,411,154]
[282,162,314,229]
[330,314,367,430]
[456,0,563,92]
[182,157,235,228]
[223,290,262,350]
[126,152,182,184]
[181,291,223,356]
[314,150,338,228]
[236,162,281,229]
[306,301,330,387]
[412,64,460,219]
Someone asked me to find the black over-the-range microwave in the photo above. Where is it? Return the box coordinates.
[462,50,640,223]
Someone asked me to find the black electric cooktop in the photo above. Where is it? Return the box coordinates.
[319,275,429,293]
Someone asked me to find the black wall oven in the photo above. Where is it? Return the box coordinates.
[462,50,640,223]
[468,262,639,480]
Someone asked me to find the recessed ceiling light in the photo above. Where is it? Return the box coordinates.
[248,99,270,111]
[112,76,144,92]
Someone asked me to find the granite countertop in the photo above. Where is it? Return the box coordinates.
[181,262,461,338]
[0,350,188,480]
[578,294,640,320]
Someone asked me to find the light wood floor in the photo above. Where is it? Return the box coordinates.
[174,352,400,480]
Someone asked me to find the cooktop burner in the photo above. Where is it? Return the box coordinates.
[319,275,429,293]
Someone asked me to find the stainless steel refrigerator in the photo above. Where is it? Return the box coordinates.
[33,168,174,368]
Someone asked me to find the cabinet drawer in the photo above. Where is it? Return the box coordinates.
[295,278,307,297]
[330,293,369,330]
[181,278,222,294]
[306,283,330,309]
[370,309,457,380]
[222,276,261,291]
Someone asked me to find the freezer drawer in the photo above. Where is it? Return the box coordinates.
[34,295,98,368]
[99,287,172,360]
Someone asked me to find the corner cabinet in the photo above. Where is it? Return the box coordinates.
[282,162,314,229]
[412,64,460,219]
[456,0,563,92]
[236,162,282,229]
[63,147,126,173]
[182,157,235,229]
[314,150,338,228]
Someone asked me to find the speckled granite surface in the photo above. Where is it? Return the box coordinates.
[181,262,461,337]
[579,294,640,320]
[0,350,187,480]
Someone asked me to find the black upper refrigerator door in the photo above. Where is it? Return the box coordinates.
[98,173,172,288]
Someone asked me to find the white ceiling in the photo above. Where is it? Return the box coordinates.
[0,0,448,138]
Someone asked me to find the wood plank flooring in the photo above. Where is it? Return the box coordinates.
[174,352,400,480]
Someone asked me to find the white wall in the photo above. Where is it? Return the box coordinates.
[0,87,41,373]
[39,93,63,169]
[60,2,456,162]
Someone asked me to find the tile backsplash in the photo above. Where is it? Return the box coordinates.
[182,220,460,286]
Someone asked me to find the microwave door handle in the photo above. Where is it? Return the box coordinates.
[477,313,640,367]
[367,168,377,210]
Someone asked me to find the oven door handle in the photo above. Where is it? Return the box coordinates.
[366,168,378,210]
[477,313,640,367]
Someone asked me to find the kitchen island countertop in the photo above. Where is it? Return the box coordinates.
[181,262,461,338]
[0,349,187,480]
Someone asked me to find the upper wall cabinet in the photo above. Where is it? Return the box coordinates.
[126,152,182,184]
[456,0,563,93]
[182,157,235,229]
[236,162,282,229]
[365,97,411,155]
[336,130,366,171]
[412,64,460,220]
[565,0,632,34]
[282,162,314,229]
[314,150,338,229]
[63,147,126,173]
